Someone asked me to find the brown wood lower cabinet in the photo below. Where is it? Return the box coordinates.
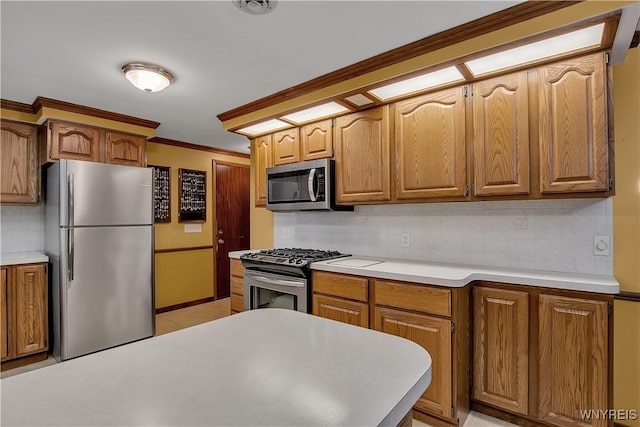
[375,307,452,418]
[472,282,611,427]
[312,271,369,328]
[1,263,48,368]
[313,294,368,328]
[230,259,244,314]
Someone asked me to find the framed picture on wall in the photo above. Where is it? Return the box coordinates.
[178,168,206,222]
[149,165,171,223]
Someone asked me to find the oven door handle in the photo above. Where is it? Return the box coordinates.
[247,273,305,288]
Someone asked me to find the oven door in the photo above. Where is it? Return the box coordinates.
[243,270,308,312]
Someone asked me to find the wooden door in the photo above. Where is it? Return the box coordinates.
[301,119,333,160]
[334,106,391,203]
[214,161,250,299]
[1,268,8,360]
[538,52,608,193]
[375,307,452,420]
[473,72,530,196]
[49,121,102,162]
[394,86,466,200]
[473,286,529,415]
[105,131,146,167]
[272,128,300,165]
[13,264,47,358]
[0,121,39,205]
[539,294,608,427]
[253,135,272,207]
[313,294,369,328]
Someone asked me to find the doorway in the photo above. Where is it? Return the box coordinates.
[213,160,250,299]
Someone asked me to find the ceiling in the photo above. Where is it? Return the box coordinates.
[1,1,523,154]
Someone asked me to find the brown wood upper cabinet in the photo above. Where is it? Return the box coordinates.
[272,128,300,165]
[473,286,529,415]
[301,119,333,160]
[472,72,530,196]
[46,121,102,163]
[538,52,608,194]
[334,105,391,203]
[105,131,146,167]
[1,263,48,363]
[253,134,272,207]
[394,86,467,200]
[0,120,39,205]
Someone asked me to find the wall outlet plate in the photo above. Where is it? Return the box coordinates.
[593,235,610,256]
[401,233,410,248]
[184,224,202,233]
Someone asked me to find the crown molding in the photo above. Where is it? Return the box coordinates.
[149,136,250,159]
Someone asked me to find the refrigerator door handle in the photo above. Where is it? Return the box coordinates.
[68,173,74,281]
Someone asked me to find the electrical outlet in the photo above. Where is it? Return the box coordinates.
[281,227,292,240]
[593,235,610,256]
[401,233,410,248]
[184,224,202,233]
[513,217,529,230]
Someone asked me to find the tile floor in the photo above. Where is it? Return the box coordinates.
[3,299,517,427]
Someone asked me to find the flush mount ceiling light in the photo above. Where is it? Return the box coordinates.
[236,119,290,136]
[465,23,605,76]
[368,66,464,101]
[233,0,277,15]
[122,63,174,93]
[281,102,349,124]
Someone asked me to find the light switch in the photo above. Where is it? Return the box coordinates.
[184,224,202,233]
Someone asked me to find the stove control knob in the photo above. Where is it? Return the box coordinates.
[296,259,304,264]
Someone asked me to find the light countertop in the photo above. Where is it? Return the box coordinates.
[0,251,49,266]
[1,308,431,427]
[230,250,619,294]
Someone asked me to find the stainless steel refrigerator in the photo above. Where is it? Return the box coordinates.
[45,159,154,361]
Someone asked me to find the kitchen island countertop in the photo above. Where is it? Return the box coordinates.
[229,250,619,294]
[0,251,49,266]
[1,308,431,427]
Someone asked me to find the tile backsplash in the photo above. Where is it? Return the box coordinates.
[0,205,45,253]
[274,198,613,275]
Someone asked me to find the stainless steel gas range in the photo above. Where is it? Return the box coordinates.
[240,248,349,313]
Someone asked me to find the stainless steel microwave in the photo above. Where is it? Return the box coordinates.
[266,158,353,212]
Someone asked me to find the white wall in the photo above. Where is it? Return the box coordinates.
[0,205,45,253]
[274,198,613,275]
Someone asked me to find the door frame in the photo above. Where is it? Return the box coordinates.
[211,159,250,299]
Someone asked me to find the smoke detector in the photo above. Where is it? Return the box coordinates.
[233,0,277,15]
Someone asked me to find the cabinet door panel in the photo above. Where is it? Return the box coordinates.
[313,294,369,328]
[473,72,530,196]
[254,135,272,207]
[539,294,608,427]
[473,287,529,415]
[335,106,391,203]
[50,121,101,162]
[394,87,466,199]
[105,131,146,167]
[538,53,608,193]
[301,119,333,160]
[272,128,300,165]
[375,307,452,420]
[1,268,8,360]
[0,121,39,204]
[13,264,47,357]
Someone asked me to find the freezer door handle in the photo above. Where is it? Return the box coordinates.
[68,228,74,281]
[68,173,75,227]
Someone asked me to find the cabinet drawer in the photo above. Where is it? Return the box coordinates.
[375,280,450,317]
[230,259,244,278]
[231,276,243,296]
[230,294,244,313]
[312,271,368,302]
[313,294,369,328]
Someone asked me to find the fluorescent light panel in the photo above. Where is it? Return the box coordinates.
[368,66,464,100]
[236,119,290,136]
[281,102,349,124]
[466,23,605,76]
